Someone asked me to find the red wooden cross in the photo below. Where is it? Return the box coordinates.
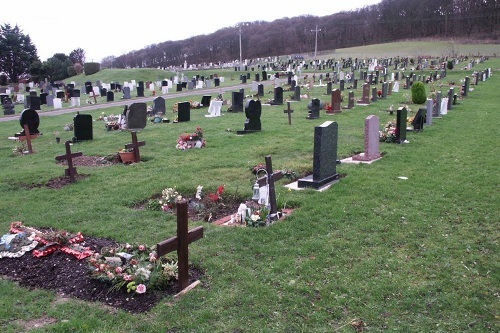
[55,141,83,183]
[124,131,146,163]
[91,90,98,104]
[256,155,283,220]
[156,200,204,292]
[20,124,34,154]
[283,102,294,125]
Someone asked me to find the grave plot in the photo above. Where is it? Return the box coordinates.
[0,219,204,313]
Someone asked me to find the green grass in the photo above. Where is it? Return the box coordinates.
[0,54,498,332]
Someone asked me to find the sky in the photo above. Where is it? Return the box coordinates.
[3,0,381,63]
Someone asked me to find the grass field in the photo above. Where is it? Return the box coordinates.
[0,51,498,332]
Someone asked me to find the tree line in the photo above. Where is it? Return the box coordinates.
[106,0,497,69]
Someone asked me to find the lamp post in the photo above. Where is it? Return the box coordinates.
[239,25,243,65]
[311,25,321,59]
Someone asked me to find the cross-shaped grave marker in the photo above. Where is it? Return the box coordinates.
[124,131,146,163]
[156,200,204,292]
[55,141,83,183]
[91,90,98,104]
[283,102,294,125]
[256,155,283,220]
[20,124,35,154]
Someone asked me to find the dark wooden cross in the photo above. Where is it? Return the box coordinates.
[283,102,294,125]
[21,124,34,154]
[256,155,283,220]
[55,141,83,183]
[124,131,146,163]
[156,200,204,292]
[91,90,98,104]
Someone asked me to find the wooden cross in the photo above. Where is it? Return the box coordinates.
[21,124,34,154]
[256,155,283,220]
[55,141,83,183]
[91,90,97,104]
[124,131,146,163]
[156,200,204,292]
[283,102,294,125]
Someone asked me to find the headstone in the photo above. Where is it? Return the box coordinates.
[125,102,147,130]
[294,86,301,101]
[152,96,166,115]
[395,107,407,144]
[40,93,48,105]
[237,100,262,134]
[307,98,321,120]
[426,99,434,125]
[205,100,223,117]
[297,121,340,189]
[122,86,131,99]
[214,78,220,87]
[327,89,341,114]
[412,108,425,131]
[136,86,144,97]
[176,83,182,92]
[53,98,62,109]
[258,84,264,97]
[27,95,41,110]
[371,87,378,102]
[326,82,332,95]
[2,97,15,115]
[177,101,191,122]
[352,115,381,161]
[73,113,93,141]
[273,87,283,105]
[440,98,449,115]
[345,91,354,109]
[46,94,54,107]
[200,95,211,107]
[357,84,370,105]
[254,155,283,219]
[106,91,114,102]
[231,91,244,112]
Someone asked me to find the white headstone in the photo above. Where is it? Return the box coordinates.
[440,98,448,115]
[149,83,155,91]
[161,86,168,94]
[53,98,62,109]
[92,86,100,96]
[16,94,25,102]
[71,97,80,107]
[196,80,203,89]
[205,100,223,118]
[393,81,400,92]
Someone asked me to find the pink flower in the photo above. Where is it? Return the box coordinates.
[123,274,133,281]
[138,245,146,251]
[149,253,157,262]
[130,259,138,266]
[135,284,147,294]
[107,272,114,279]
[115,267,123,274]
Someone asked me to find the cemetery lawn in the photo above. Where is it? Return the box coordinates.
[0,57,498,332]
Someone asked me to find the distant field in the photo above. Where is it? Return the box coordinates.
[315,40,499,59]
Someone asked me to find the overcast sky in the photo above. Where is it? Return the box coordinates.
[4,0,381,63]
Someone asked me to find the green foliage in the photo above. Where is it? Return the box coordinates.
[69,48,85,65]
[29,60,44,82]
[0,24,38,83]
[42,56,73,81]
[447,60,454,70]
[84,62,100,75]
[66,65,77,77]
[411,81,427,104]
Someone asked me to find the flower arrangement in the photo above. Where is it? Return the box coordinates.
[207,185,225,202]
[379,120,397,143]
[159,187,183,211]
[176,126,206,150]
[87,243,178,294]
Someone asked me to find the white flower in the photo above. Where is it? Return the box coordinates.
[250,214,261,222]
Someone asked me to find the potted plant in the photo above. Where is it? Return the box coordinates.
[118,148,135,163]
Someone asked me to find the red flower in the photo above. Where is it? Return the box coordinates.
[216,185,225,195]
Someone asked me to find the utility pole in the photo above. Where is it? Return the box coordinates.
[311,25,321,59]
[239,25,242,65]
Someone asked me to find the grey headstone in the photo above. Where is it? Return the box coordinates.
[426,98,434,125]
[352,115,381,161]
[126,102,147,130]
[152,96,166,115]
[122,86,131,99]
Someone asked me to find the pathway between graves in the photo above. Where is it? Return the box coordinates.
[0,82,254,123]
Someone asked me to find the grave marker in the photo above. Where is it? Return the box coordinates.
[177,101,191,122]
[237,100,262,134]
[126,103,147,130]
[284,102,294,125]
[255,155,283,220]
[156,200,204,292]
[55,141,83,183]
[352,115,381,161]
[395,107,407,144]
[307,98,321,120]
[73,113,93,141]
[297,121,340,189]
[124,131,146,163]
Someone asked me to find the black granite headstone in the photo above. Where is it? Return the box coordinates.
[106,91,114,102]
[177,101,190,122]
[18,108,40,135]
[258,84,264,97]
[243,99,261,131]
[200,95,211,107]
[395,107,407,144]
[231,91,244,112]
[307,98,321,120]
[273,87,283,105]
[136,86,144,97]
[412,109,425,131]
[73,113,93,141]
[297,121,340,189]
